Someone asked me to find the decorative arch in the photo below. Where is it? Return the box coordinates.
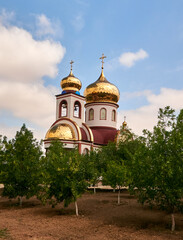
[89,108,94,121]
[112,109,116,122]
[100,108,107,120]
[83,148,89,155]
[59,100,68,117]
[73,101,81,118]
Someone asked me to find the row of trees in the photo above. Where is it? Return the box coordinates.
[100,106,183,231]
[0,107,183,230]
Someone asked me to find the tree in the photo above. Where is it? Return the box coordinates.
[130,107,183,231]
[1,124,43,206]
[40,141,90,216]
[100,142,127,204]
[82,150,101,194]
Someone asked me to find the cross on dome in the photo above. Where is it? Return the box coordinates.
[70,60,74,72]
[100,53,106,69]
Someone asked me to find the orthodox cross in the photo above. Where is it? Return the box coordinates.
[100,53,106,69]
[70,60,74,71]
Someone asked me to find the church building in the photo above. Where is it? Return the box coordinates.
[44,54,124,153]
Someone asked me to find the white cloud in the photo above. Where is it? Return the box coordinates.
[0,82,57,128]
[35,14,63,38]
[0,24,65,82]
[119,49,148,67]
[71,13,85,32]
[0,11,66,140]
[117,88,183,136]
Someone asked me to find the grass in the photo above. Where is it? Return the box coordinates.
[0,228,10,239]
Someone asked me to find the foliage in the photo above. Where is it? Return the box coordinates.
[129,106,183,231]
[101,130,141,190]
[82,150,101,187]
[40,141,90,214]
[0,124,43,204]
[101,142,125,187]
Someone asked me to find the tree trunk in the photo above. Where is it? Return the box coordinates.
[19,197,22,207]
[118,186,120,205]
[113,188,115,193]
[171,213,175,232]
[94,187,96,194]
[75,201,79,216]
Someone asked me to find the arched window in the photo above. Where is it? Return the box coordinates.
[89,108,94,120]
[73,101,81,118]
[112,110,116,121]
[60,100,67,117]
[100,108,107,120]
[83,148,89,155]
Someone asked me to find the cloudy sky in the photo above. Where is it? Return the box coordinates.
[0,0,183,140]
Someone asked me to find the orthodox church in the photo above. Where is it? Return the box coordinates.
[44,54,126,153]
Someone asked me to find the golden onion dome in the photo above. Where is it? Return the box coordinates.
[61,61,81,92]
[61,70,82,92]
[84,69,120,104]
[123,120,127,128]
[45,123,76,140]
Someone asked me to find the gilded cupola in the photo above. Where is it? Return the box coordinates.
[84,54,120,104]
[45,123,76,140]
[61,60,82,93]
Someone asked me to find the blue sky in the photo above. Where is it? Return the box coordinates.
[0,0,183,139]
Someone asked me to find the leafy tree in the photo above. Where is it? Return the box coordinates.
[100,142,127,204]
[130,107,183,231]
[82,150,101,193]
[40,141,90,216]
[1,124,43,206]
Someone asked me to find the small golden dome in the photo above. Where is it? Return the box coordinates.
[61,70,82,92]
[84,69,120,104]
[123,121,127,127]
[61,61,82,92]
[45,123,76,140]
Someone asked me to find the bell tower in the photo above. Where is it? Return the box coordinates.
[55,61,85,127]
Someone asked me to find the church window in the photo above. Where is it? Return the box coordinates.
[100,108,107,120]
[74,101,81,118]
[89,108,94,120]
[83,148,89,155]
[60,100,67,117]
[112,110,116,121]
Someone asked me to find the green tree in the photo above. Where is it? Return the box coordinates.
[82,150,101,194]
[100,142,127,204]
[41,141,90,216]
[130,107,183,231]
[1,124,43,206]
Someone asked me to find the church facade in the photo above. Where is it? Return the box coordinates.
[44,55,123,153]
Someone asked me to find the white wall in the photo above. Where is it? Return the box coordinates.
[85,102,118,128]
[56,93,85,127]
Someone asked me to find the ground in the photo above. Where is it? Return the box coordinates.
[0,189,183,240]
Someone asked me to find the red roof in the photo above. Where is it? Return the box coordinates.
[90,127,118,145]
[80,127,88,141]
